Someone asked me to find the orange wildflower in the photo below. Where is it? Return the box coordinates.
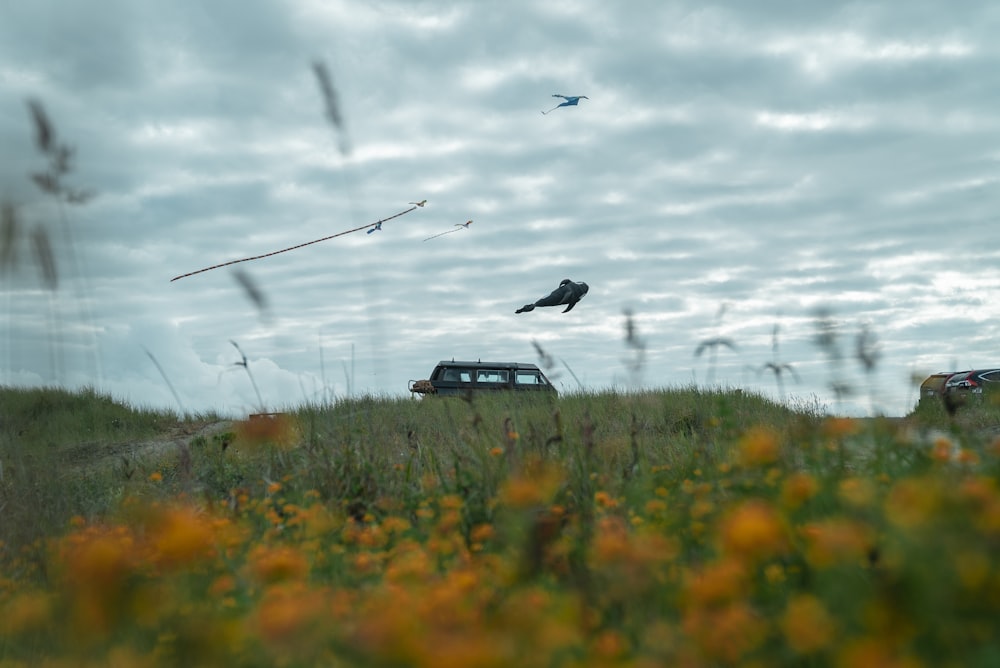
[301,504,339,538]
[737,426,780,466]
[439,494,464,510]
[60,526,137,637]
[1,591,53,635]
[953,549,991,590]
[683,558,749,606]
[498,457,564,509]
[352,551,381,575]
[469,523,495,544]
[822,417,859,439]
[781,472,819,509]
[384,539,433,583]
[209,574,237,597]
[957,448,980,466]
[591,629,628,660]
[235,412,298,451]
[885,478,940,530]
[836,637,925,668]
[254,583,327,653]
[838,476,876,508]
[683,601,766,663]
[381,515,412,535]
[249,545,309,584]
[151,505,215,569]
[644,498,668,516]
[782,593,836,654]
[931,436,954,462]
[718,500,787,561]
[590,515,630,565]
[800,518,874,568]
[594,490,618,509]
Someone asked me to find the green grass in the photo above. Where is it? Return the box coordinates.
[0,385,217,547]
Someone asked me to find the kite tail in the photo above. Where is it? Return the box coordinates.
[170,205,418,281]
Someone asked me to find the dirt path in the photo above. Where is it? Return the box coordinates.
[62,420,235,472]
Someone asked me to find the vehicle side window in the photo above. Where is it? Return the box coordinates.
[516,371,541,385]
[439,368,472,382]
[476,369,508,383]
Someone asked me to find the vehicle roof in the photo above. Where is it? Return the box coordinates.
[954,368,1000,376]
[435,360,544,371]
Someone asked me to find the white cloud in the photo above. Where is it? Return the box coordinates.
[754,110,873,132]
[764,31,974,76]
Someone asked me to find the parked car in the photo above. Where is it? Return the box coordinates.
[943,369,1000,398]
[919,371,962,403]
[409,360,557,396]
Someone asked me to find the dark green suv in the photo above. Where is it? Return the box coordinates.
[409,360,557,396]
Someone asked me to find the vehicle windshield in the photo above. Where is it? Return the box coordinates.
[515,371,544,385]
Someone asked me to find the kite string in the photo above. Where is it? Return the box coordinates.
[170,205,417,282]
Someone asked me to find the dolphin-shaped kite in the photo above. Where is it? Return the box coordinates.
[515,279,589,313]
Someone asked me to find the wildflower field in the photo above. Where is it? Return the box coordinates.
[2,386,1000,666]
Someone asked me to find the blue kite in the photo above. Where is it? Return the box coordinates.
[541,94,589,115]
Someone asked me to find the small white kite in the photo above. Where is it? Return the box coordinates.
[423,220,472,242]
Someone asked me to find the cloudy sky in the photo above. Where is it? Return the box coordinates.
[2,1,998,418]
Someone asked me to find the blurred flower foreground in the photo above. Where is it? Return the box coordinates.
[3,411,1000,667]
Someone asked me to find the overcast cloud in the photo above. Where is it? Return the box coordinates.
[2,1,998,417]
